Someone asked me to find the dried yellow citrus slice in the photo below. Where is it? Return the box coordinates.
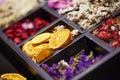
[22,41,34,58]
[36,48,54,63]
[31,32,52,45]
[32,43,49,57]
[49,29,72,49]
[1,73,26,80]
[32,43,54,63]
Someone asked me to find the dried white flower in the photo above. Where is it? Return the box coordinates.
[66,0,120,30]
[58,60,69,67]
[118,31,120,36]
[67,11,79,21]
[111,26,116,31]
[71,29,79,36]
[79,4,90,13]
[56,25,65,31]
[58,7,74,14]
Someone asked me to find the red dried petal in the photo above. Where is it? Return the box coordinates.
[118,37,120,44]
[5,29,13,34]
[13,22,21,28]
[34,18,43,27]
[5,29,14,38]
[7,34,14,38]
[97,30,111,41]
[21,32,29,39]
[107,18,115,26]
[25,19,31,23]
[30,31,36,36]
[109,40,120,48]
[42,20,49,26]
[14,37,21,44]
[4,17,50,44]
[112,31,119,39]
[100,23,109,30]
[15,29,23,37]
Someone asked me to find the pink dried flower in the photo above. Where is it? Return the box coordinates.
[48,0,72,10]
[22,22,34,29]
[0,0,5,3]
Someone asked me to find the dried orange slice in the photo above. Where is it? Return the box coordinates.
[32,43,54,63]
[1,73,26,80]
[32,43,49,57]
[22,41,34,58]
[49,29,72,49]
[31,32,52,45]
[36,48,54,63]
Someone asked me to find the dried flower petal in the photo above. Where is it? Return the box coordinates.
[47,0,120,29]
[77,62,84,72]
[63,68,73,80]
[14,37,21,44]
[69,58,74,66]
[48,0,72,10]
[22,22,34,29]
[92,16,120,48]
[41,50,103,80]
[0,0,5,3]
[4,17,49,44]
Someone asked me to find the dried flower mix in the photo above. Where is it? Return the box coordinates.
[4,17,49,44]
[92,16,120,48]
[47,0,120,29]
[22,25,79,63]
[0,0,44,27]
[41,50,103,80]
